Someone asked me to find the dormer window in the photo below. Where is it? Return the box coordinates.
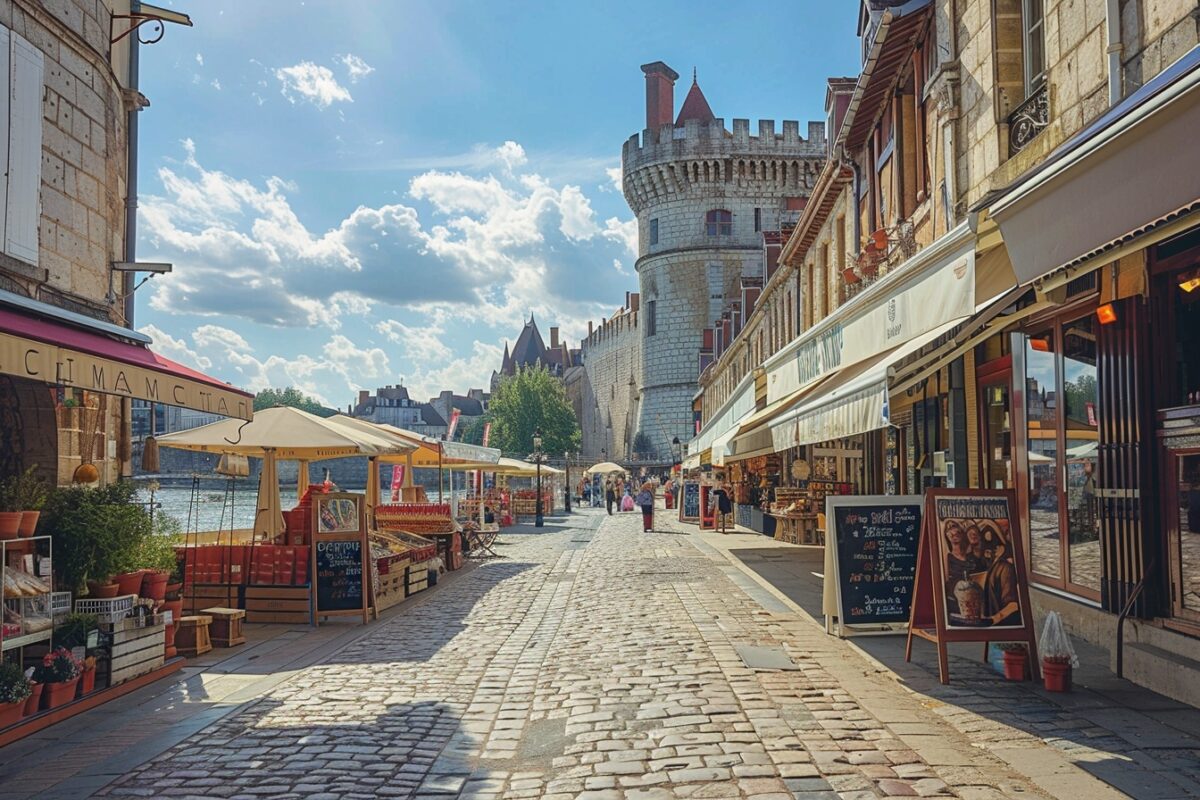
[706,209,732,236]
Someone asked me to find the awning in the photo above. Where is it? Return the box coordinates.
[989,44,1200,286]
[337,419,500,469]
[726,424,775,463]
[0,297,252,420]
[769,315,966,451]
[763,221,976,404]
[681,452,701,471]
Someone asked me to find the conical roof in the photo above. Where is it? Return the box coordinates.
[676,73,715,126]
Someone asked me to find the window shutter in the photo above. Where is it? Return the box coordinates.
[5,30,43,265]
[0,25,10,246]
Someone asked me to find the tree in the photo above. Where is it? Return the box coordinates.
[254,387,337,418]
[631,431,654,460]
[484,365,581,456]
[459,416,488,446]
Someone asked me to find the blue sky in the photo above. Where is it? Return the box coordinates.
[134,1,861,408]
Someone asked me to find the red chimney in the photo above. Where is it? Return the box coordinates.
[641,62,679,130]
[550,327,560,349]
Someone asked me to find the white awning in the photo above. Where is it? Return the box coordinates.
[769,315,965,450]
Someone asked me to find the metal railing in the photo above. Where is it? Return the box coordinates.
[1008,83,1050,158]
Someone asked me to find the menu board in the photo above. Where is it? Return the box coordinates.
[310,492,371,625]
[314,539,365,612]
[680,481,701,522]
[825,495,921,636]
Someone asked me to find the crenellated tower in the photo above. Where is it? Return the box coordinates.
[621,61,826,458]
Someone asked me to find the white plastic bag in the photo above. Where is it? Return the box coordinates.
[1038,611,1079,668]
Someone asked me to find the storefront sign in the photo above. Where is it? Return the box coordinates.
[766,232,975,404]
[905,489,1038,684]
[0,330,252,420]
[311,493,372,625]
[824,496,922,637]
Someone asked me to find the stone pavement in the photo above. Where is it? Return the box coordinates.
[0,507,1172,799]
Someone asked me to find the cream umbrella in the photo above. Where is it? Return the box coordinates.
[296,460,310,497]
[158,407,415,542]
[254,449,285,541]
[585,461,626,475]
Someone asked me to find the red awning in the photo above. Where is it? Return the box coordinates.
[0,306,253,420]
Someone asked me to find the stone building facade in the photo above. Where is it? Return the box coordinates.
[574,293,642,461]
[621,62,827,459]
[0,0,138,486]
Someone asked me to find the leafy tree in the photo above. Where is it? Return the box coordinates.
[254,387,337,418]
[459,416,488,446]
[485,366,581,457]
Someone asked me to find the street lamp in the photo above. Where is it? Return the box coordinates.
[564,451,572,514]
[533,428,544,528]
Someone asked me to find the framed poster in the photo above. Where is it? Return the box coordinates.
[823,495,922,637]
[905,489,1038,684]
[310,492,373,626]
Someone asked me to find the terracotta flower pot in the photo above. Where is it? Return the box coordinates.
[163,598,184,658]
[140,570,169,601]
[1002,651,1027,680]
[88,581,121,598]
[23,683,42,717]
[165,582,183,599]
[17,510,40,537]
[0,699,24,728]
[77,667,96,698]
[115,571,145,596]
[1042,659,1072,692]
[42,677,80,710]
[0,512,22,540]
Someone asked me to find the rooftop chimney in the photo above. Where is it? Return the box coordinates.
[588,320,594,337]
[550,326,560,349]
[641,61,680,131]
[358,390,370,406]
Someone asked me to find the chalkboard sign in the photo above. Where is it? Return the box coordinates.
[315,538,365,611]
[310,493,371,625]
[680,481,701,522]
[825,495,921,637]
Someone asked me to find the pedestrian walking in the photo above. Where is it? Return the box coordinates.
[605,479,616,515]
[621,484,635,512]
[711,481,733,533]
[636,482,655,532]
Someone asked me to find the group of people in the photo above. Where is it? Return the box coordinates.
[603,476,664,533]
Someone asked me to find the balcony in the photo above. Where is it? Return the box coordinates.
[1007,83,1049,159]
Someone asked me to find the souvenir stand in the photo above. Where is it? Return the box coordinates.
[761,439,862,545]
[494,458,560,520]
[729,454,781,536]
[155,407,416,624]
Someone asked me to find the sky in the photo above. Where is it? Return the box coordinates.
[133,1,862,410]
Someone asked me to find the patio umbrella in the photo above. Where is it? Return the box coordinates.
[253,449,285,542]
[296,460,310,497]
[585,461,626,475]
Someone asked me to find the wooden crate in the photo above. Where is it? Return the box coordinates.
[404,562,429,597]
[200,607,246,647]
[102,617,166,686]
[374,568,408,612]
[244,585,310,625]
[182,583,242,614]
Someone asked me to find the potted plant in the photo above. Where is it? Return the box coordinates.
[42,482,151,596]
[998,642,1028,680]
[136,521,181,602]
[22,669,42,717]
[9,467,49,537]
[34,647,82,710]
[0,661,31,728]
[77,656,97,698]
[54,612,97,651]
[0,478,21,540]
[1039,611,1078,693]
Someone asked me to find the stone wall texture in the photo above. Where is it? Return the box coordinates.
[576,310,643,461]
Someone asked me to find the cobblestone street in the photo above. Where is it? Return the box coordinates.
[26,506,1119,800]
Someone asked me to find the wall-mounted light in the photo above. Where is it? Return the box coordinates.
[1178,268,1200,293]
[1029,337,1051,352]
[1096,303,1118,325]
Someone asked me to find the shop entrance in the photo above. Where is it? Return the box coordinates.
[977,355,1014,491]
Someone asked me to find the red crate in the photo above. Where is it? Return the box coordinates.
[293,546,309,585]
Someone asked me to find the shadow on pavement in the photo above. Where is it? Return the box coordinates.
[725,543,1200,800]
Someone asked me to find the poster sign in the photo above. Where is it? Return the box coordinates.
[905,489,1038,683]
[679,481,701,523]
[824,496,921,637]
[310,493,372,625]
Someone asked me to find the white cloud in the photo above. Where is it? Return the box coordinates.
[603,166,623,192]
[195,53,204,66]
[402,340,503,401]
[139,324,211,371]
[376,318,453,364]
[211,79,222,91]
[274,61,352,108]
[339,53,374,82]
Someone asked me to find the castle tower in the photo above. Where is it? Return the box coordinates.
[622,62,827,457]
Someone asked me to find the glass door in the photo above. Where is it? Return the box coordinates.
[1168,451,1200,623]
[977,357,1013,491]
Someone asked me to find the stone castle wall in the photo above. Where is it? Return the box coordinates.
[622,117,826,458]
[577,310,643,461]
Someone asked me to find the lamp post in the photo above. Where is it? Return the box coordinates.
[564,451,572,514]
[533,428,544,528]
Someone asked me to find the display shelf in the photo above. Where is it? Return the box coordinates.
[1,628,51,651]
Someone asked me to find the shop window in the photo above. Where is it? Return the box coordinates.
[706,209,732,236]
[649,218,659,246]
[1021,314,1100,594]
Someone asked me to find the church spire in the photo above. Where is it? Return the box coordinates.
[675,71,716,126]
